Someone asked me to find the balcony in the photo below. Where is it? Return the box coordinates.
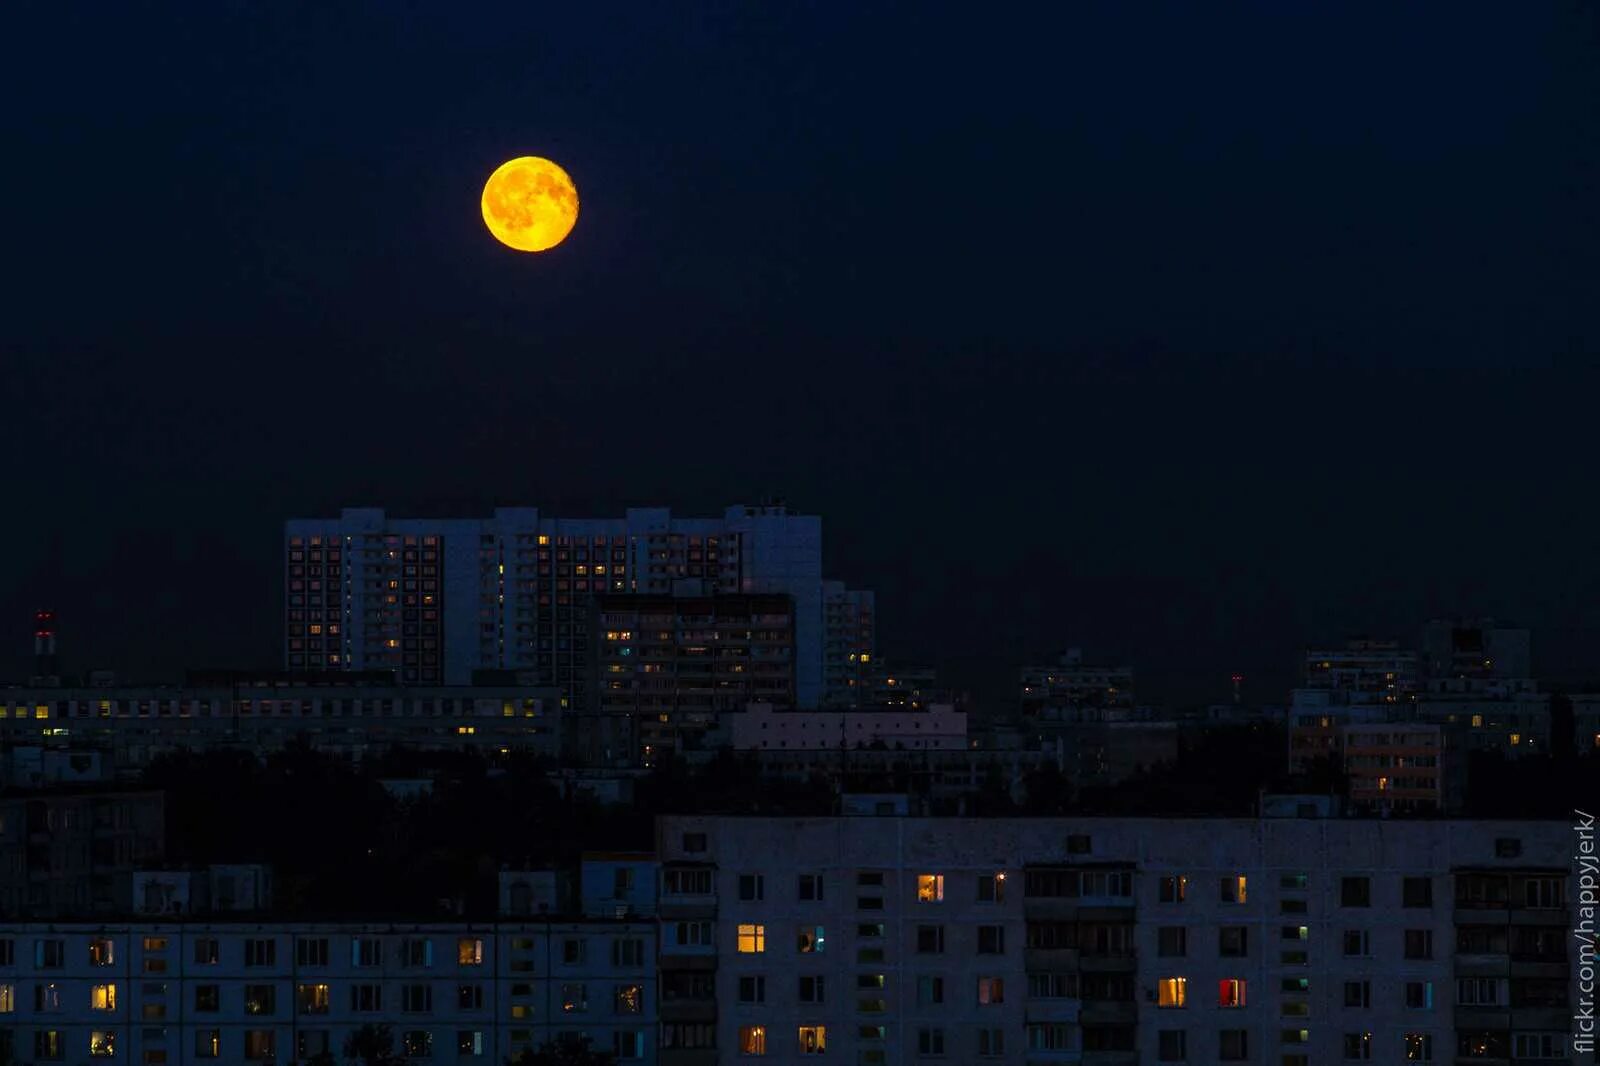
[659,1051,718,1066]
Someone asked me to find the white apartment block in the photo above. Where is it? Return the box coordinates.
[0,920,657,1065]
[655,815,1576,1066]
[285,504,825,710]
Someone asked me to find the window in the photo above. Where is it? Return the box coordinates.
[1218,978,1247,1008]
[1456,978,1505,1006]
[738,976,766,1004]
[561,983,587,1013]
[682,832,707,852]
[243,938,275,966]
[244,1030,276,1061]
[1342,930,1370,957]
[1158,926,1187,957]
[917,1028,946,1057]
[1405,1033,1433,1061]
[1158,977,1187,1007]
[457,1031,485,1058]
[799,975,826,1003]
[91,984,117,1011]
[193,938,218,965]
[1343,1032,1373,1060]
[977,1027,1004,1058]
[797,1026,827,1055]
[297,937,329,966]
[0,984,12,1013]
[976,977,1004,1005]
[194,985,219,1012]
[1027,1024,1073,1052]
[1219,1029,1248,1061]
[1404,981,1433,1009]
[1403,876,1433,908]
[798,874,824,900]
[1027,972,1076,998]
[1341,876,1371,907]
[458,984,484,1010]
[739,1026,766,1056]
[353,937,382,967]
[243,984,275,1015]
[89,939,115,966]
[614,984,642,1014]
[90,1031,116,1058]
[298,983,331,1014]
[402,1031,432,1058]
[1344,980,1371,1008]
[1219,926,1248,957]
[612,938,645,967]
[35,1030,63,1061]
[1159,875,1188,903]
[1220,875,1247,903]
[916,925,945,953]
[796,925,825,953]
[36,939,65,968]
[739,874,765,901]
[1404,929,1433,960]
[737,924,766,953]
[916,976,944,1005]
[35,983,61,1011]
[674,921,713,947]
[977,872,1005,902]
[458,938,484,965]
[351,984,383,1012]
[662,868,713,895]
[917,874,944,902]
[402,984,432,1012]
[1512,1033,1566,1059]
[194,1030,220,1059]
[1158,1030,1187,1061]
[977,925,1005,954]
[1524,877,1566,909]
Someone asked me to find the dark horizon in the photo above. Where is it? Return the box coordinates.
[3,3,1598,708]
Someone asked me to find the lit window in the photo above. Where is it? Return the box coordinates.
[917,874,945,902]
[0,984,12,1012]
[737,924,766,954]
[1218,979,1247,1007]
[798,1026,827,1055]
[1221,875,1247,903]
[977,977,1004,1004]
[90,1031,116,1057]
[796,926,825,953]
[1158,977,1187,1008]
[740,1026,767,1056]
[1159,875,1188,902]
[90,984,116,1011]
[88,939,115,966]
[458,938,484,965]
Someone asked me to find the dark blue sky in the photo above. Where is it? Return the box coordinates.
[2,2,1597,704]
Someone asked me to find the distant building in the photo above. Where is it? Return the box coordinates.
[0,789,165,918]
[723,701,967,752]
[1302,638,1419,704]
[1020,648,1135,723]
[1422,617,1532,682]
[284,503,826,709]
[820,582,875,708]
[590,592,796,763]
[1341,722,1461,813]
[0,676,562,771]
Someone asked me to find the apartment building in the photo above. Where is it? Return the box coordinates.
[0,790,164,919]
[0,918,657,1065]
[591,593,796,762]
[284,504,825,709]
[654,814,1575,1065]
[821,584,876,710]
[722,703,967,752]
[1302,640,1419,705]
[1020,651,1135,724]
[0,677,561,771]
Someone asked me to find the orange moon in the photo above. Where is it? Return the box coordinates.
[480,156,579,252]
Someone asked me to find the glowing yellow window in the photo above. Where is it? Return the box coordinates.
[1218,978,1247,1007]
[34,705,49,720]
[1222,875,1247,903]
[89,1032,116,1057]
[1157,977,1187,1008]
[797,1026,826,1055]
[737,924,765,954]
[739,1026,767,1055]
[90,984,116,1011]
[1509,733,1521,746]
[1471,714,1484,728]
[917,874,945,902]
[458,938,484,965]
[0,984,12,1012]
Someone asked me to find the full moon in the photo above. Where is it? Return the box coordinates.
[480,156,579,253]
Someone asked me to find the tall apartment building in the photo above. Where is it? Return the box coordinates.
[284,504,824,708]
[590,593,796,762]
[1302,640,1419,704]
[821,583,875,709]
[654,814,1575,1066]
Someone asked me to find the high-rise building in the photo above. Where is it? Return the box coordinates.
[590,592,796,762]
[285,503,824,707]
[821,582,875,708]
[1020,649,1136,723]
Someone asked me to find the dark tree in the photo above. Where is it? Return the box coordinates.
[344,1024,403,1066]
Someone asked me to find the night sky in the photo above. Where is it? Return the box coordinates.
[2,2,1597,706]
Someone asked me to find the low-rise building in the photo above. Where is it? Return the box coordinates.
[724,702,967,752]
